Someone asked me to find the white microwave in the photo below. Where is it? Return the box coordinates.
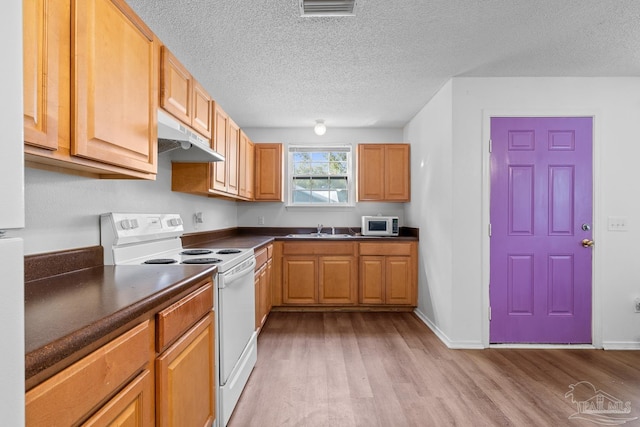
[361,216,399,236]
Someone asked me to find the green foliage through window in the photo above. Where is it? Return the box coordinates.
[289,146,353,205]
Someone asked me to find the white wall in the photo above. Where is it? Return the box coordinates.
[20,154,238,255]
[403,81,456,344]
[239,127,406,228]
[406,76,640,349]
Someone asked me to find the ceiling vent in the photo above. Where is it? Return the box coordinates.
[300,0,357,17]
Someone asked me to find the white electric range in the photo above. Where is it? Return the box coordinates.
[100,212,257,427]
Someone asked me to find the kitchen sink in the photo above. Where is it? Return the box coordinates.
[285,233,354,238]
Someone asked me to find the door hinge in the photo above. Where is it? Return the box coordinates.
[488,306,492,321]
[489,139,492,153]
[488,223,492,237]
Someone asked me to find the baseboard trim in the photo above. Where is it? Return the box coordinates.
[490,344,596,350]
[602,341,640,350]
[413,309,485,349]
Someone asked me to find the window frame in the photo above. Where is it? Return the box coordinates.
[286,144,355,208]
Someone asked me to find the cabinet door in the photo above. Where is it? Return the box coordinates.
[23,0,68,151]
[357,144,385,201]
[160,46,191,126]
[82,369,154,427]
[191,81,212,139]
[256,265,269,329]
[283,256,317,304]
[254,143,283,201]
[227,118,240,196]
[359,256,385,305]
[318,256,357,304]
[385,256,414,305]
[156,313,215,427]
[73,0,157,174]
[239,131,255,200]
[254,269,261,330]
[211,104,229,192]
[384,144,410,201]
[265,257,273,313]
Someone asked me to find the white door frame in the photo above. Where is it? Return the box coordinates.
[481,109,603,348]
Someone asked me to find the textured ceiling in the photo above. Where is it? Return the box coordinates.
[127,0,640,129]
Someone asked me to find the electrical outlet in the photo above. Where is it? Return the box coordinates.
[258,216,265,225]
[608,216,628,231]
[635,298,640,313]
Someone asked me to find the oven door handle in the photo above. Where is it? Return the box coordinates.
[219,257,257,288]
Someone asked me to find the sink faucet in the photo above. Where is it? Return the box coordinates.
[317,224,323,234]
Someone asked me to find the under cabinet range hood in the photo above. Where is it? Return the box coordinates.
[157,109,224,162]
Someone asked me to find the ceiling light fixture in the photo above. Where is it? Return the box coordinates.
[314,119,327,136]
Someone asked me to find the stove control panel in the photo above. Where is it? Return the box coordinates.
[101,213,185,247]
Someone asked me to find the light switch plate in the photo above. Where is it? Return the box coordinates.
[608,216,628,231]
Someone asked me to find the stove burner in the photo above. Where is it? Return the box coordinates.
[182,258,222,265]
[143,258,177,264]
[216,249,242,255]
[180,249,213,256]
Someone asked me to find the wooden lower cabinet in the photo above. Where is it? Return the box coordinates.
[155,281,215,427]
[275,241,417,308]
[26,320,154,426]
[283,256,317,304]
[282,242,357,305]
[319,256,358,304]
[255,245,273,331]
[156,312,215,427]
[26,279,216,427]
[359,242,417,306]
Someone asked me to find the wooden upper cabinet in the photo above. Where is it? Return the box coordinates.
[72,0,157,174]
[160,46,213,140]
[23,0,68,151]
[160,47,192,125]
[23,0,157,179]
[254,143,283,201]
[211,103,230,192]
[358,144,410,201]
[227,118,240,195]
[192,81,213,139]
[239,131,255,200]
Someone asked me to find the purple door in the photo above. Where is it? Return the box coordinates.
[490,117,593,344]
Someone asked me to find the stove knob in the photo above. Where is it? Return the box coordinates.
[130,219,139,229]
[168,218,183,227]
[120,219,132,230]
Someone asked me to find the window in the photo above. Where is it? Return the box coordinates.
[288,145,354,206]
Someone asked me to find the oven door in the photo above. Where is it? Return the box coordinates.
[218,256,257,385]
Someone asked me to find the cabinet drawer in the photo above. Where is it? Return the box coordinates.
[359,242,413,256]
[283,242,356,256]
[156,280,213,352]
[26,320,152,426]
[255,247,268,270]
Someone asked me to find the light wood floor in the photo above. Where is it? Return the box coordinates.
[229,312,640,426]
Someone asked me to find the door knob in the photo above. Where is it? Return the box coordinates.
[581,239,594,248]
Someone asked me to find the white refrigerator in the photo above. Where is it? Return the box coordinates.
[1,0,26,424]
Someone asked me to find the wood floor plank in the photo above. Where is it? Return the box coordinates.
[228,312,640,426]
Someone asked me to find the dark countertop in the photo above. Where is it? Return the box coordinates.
[25,264,216,389]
